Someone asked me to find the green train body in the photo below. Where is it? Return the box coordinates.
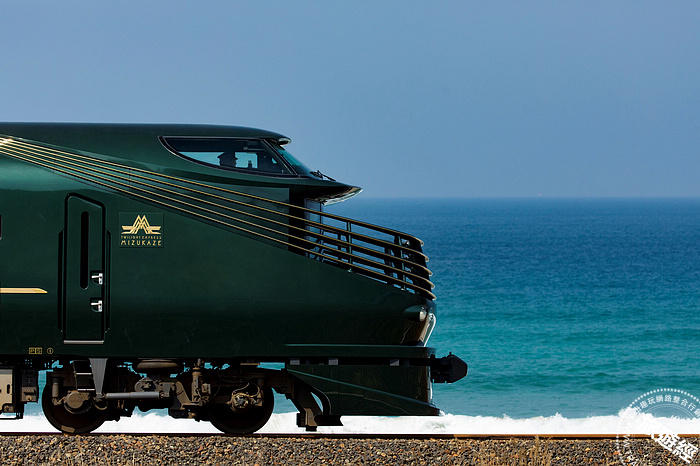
[0,123,466,434]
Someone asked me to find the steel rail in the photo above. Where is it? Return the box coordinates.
[0,432,691,440]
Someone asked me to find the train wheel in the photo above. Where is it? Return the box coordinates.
[207,385,274,434]
[41,383,108,434]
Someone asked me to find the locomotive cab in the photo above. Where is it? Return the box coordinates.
[0,123,466,434]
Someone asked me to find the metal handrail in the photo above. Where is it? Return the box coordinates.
[12,144,431,277]
[0,137,436,299]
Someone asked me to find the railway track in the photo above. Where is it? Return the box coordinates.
[0,431,694,439]
[0,431,693,465]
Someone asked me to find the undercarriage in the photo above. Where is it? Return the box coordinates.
[1,355,466,434]
[39,358,328,434]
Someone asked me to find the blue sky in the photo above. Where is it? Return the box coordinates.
[1,2,698,198]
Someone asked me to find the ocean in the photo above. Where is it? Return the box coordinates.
[6,198,700,434]
[330,198,700,419]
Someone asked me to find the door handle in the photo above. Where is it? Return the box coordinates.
[90,299,103,313]
[91,272,104,285]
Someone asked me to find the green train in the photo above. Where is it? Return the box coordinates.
[0,123,466,434]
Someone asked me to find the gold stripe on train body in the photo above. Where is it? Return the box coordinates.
[0,137,435,300]
[0,288,48,294]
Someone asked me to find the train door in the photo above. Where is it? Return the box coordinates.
[63,196,107,343]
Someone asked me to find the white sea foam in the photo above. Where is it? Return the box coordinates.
[2,409,698,435]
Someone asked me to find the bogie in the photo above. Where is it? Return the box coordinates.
[40,360,284,434]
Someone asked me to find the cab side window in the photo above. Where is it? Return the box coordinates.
[162,137,291,175]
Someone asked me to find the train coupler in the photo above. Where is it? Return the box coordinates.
[430,353,468,384]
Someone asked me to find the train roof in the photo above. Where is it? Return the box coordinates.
[0,123,291,152]
[0,122,296,170]
[0,122,289,138]
[0,122,361,204]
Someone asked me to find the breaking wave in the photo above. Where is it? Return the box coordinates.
[2,409,698,435]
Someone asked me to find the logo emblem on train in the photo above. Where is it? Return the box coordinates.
[120,213,163,247]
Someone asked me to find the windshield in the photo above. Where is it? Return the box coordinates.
[267,140,318,178]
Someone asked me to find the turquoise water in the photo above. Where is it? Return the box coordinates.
[329,198,700,418]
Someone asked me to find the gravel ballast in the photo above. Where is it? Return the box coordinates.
[0,435,696,465]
